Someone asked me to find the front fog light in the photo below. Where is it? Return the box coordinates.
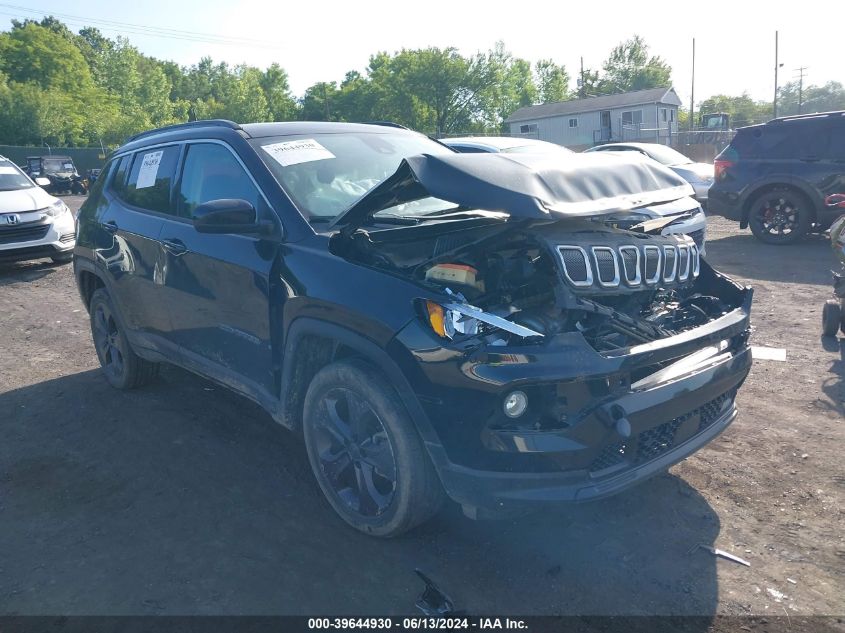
[503,390,528,418]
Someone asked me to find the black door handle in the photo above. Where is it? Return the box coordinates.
[161,238,188,256]
[102,220,118,234]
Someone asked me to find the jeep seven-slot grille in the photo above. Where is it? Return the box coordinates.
[558,241,698,291]
[588,389,737,474]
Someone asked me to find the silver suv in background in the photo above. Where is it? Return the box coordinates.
[0,155,75,265]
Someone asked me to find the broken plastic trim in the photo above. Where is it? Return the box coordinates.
[442,302,544,339]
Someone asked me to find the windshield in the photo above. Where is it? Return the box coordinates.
[251,132,456,222]
[639,144,692,166]
[0,161,34,191]
[43,158,75,173]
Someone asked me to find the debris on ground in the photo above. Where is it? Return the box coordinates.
[414,569,454,615]
[698,544,751,567]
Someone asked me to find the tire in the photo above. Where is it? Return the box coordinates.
[822,300,842,337]
[748,187,812,244]
[89,288,159,389]
[51,252,73,265]
[302,359,444,537]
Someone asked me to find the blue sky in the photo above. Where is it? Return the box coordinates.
[2,0,841,105]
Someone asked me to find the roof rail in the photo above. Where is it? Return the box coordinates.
[124,119,242,144]
[771,110,845,123]
[364,121,410,130]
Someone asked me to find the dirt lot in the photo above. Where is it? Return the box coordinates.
[1,196,843,619]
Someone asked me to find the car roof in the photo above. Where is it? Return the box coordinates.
[444,136,565,151]
[27,155,73,159]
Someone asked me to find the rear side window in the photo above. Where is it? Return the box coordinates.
[121,146,180,214]
[177,143,263,219]
[729,121,828,160]
[827,120,845,160]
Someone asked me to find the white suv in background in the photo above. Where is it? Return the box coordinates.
[0,155,75,265]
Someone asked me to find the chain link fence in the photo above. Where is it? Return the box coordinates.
[0,145,108,173]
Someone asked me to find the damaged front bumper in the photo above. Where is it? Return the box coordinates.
[400,286,753,514]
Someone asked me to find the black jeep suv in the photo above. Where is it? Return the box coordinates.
[708,111,845,244]
[74,120,753,536]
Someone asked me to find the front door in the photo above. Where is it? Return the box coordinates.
[600,111,612,141]
[157,141,279,398]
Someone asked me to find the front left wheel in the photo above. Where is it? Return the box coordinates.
[302,359,444,537]
[51,252,73,264]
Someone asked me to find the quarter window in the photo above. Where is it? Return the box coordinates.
[121,146,180,214]
[178,143,263,220]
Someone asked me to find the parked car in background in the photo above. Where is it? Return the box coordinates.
[444,136,574,155]
[23,155,88,195]
[708,111,845,244]
[74,120,752,536]
[585,142,714,207]
[449,136,707,251]
[0,155,76,264]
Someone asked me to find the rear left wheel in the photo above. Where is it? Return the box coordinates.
[89,288,159,389]
[748,188,812,244]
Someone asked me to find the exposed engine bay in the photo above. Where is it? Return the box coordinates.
[335,218,746,353]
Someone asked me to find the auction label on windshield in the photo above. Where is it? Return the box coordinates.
[262,139,335,167]
[136,151,163,189]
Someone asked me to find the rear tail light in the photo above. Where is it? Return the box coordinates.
[714,159,734,180]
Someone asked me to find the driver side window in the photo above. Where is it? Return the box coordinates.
[178,143,263,220]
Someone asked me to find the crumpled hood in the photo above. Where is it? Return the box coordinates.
[0,186,56,214]
[330,151,695,230]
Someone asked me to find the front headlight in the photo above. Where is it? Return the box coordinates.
[424,300,543,341]
[44,199,70,218]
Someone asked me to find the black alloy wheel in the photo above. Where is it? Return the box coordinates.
[749,189,811,244]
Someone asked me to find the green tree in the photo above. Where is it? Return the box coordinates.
[535,59,569,103]
[778,81,845,116]
[599,35,671,94]
[697,93,771,127]
[299,81,340,121]
[0,22,96,93]
[486,42,537,130]
[261,63,297,121]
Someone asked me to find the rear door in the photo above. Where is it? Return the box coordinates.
[156,141,279,398]
[98,146,180,353]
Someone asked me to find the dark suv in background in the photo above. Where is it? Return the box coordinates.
[74,120,753,536]
[708,111,845,244]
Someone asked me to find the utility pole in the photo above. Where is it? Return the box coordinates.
[690,38,695,132]
[773,31,779,119]
[580,57,586,99]
[794,66,808,114]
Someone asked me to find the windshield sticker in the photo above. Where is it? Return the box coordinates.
[136,151,163,189]
[0,166,19,174]
[262,139,335,167]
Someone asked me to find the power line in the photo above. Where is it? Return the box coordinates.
[0,3,287,49]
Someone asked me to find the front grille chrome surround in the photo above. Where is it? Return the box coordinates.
[643,245,662,285]
[557,246,593,287]
[557,238,699,291]
[677,244,691,281]
[591,246,620,288]
[618,245,641,286]
[662,245,678,283]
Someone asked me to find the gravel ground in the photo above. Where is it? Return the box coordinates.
[0,196,842,619]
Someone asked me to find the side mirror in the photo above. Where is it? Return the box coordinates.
[35,177,50,187]
[193,199,270,235]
